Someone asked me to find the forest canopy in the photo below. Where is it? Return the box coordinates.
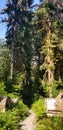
[0,0,63,104]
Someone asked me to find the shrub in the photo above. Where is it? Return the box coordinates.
[7,92,19,98]
[35,117,63,130]
[15,100,29,120]
[0,110,19,130]
[32,98,46,119]
[0,100,29,130]
[0,82,7,96]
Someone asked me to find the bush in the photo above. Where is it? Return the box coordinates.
[7,92,19,98]
[32,98,46,119]
[0,110,19,130]
[33,98,63,130]
[35,117,63,130]
[15,100,29,120]
[0,100,29,130]
[0,82,7,96]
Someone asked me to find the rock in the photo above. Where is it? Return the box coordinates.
[11,98,18,103]
[0,96,12,112]
[45,92,63,116]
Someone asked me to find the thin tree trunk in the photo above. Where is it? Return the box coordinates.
[10,26,15,79]
[10,41,14,79]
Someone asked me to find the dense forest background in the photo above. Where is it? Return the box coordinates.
[0,0,63,103]
[0,0,63,129]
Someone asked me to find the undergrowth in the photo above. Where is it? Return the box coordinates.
[32,98,63,130]
[0,100,29,130]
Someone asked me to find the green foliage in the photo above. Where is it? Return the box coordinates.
[45,1,56,10]
[0,82,18,98]
[15,100,29,120]
[7,93,18,98]
[0,40,10,81]
[0,82,7,96]
[40,80,63,98]
[32,98,46,119]
[0,100,29,130]
[0,110,19,130]
[5,78,13,93]
[4,73,26,98]
[52,81,63,97]
[12,73,25,96]
[33,76,47,101]
[35,117,63,130]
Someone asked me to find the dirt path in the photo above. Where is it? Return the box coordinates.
[19,110,36,130]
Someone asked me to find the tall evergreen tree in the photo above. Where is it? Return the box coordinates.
[2,0,34,78]
[33,0,63,97]
[0,39,10,81]
[2,0,34,104]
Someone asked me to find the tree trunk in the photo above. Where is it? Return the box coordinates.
[10,41,14,79]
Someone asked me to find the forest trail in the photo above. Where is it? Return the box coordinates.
[19,110,36,130]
